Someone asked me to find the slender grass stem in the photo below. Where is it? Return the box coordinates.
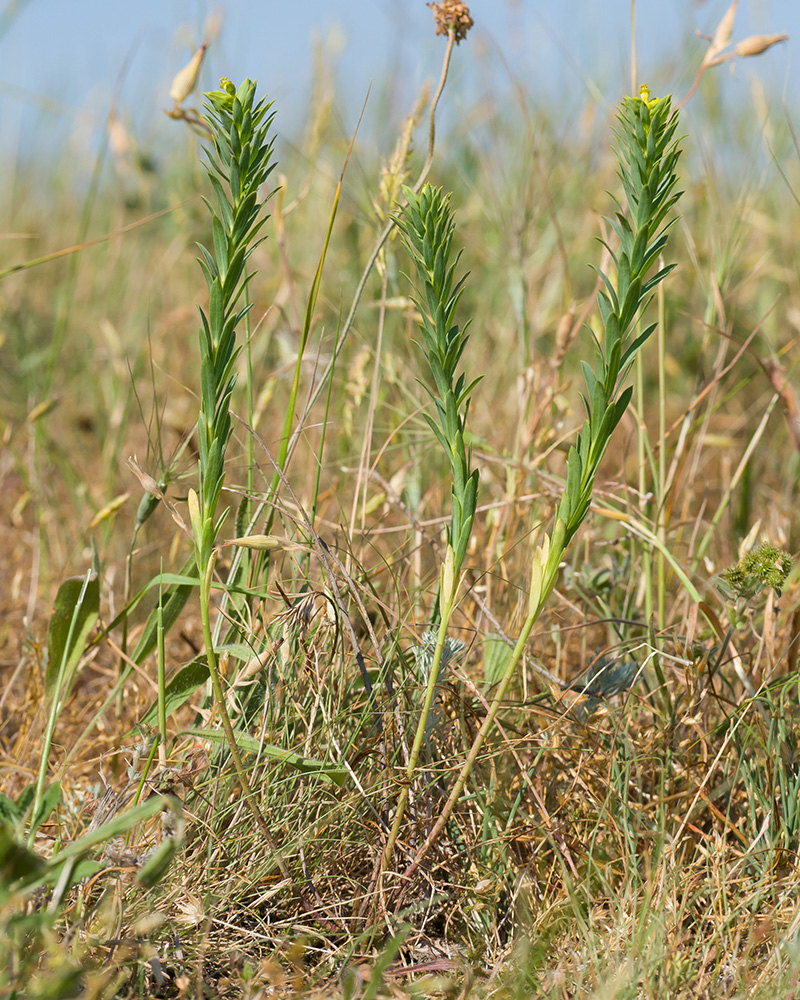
[636,335,654,625]
[156,575,167,766]
[382,559,458,870]
[692,392,781,571]
[283,29,458,462]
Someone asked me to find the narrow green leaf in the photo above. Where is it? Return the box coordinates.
[182,727,348,786]
[212,216,229,280]
[45,573,100,704]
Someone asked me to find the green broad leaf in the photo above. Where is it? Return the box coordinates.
[45,573,100,705]
[422,412,449,455]
[620,322,657,368]
[0,824,47,896]
[209,275,224,336]
[604,312,621,352]
[135,655,209,733]
[592,267,619,315]
[483,635,513,688]
[200,352,217,416]
[195,240,218,283]
[614,386,634,424]
[0,793,20,826]
[16,785,35,817]
[641,262,677,297]
[208,175,234,229]
[65,857,105,884]
[182,727,348,786]
[619,274,643,331]
[581,361,597,398]
[456,374,484,408]
[217,642,255,661]
[589,379,607,436]
[361,924,412,1000]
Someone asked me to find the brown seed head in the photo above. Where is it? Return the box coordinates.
[427,1,474,44]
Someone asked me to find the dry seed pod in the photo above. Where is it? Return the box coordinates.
[734,33,788,58]
[227,534,296,551]
[169,42,208,105]
[704,0,738,64]
[126,455,164,500]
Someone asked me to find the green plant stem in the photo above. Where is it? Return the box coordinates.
[198,570,259,817]
[118,529,137,719]
[657,273,667,629]
[381,579,456,870]
[244,279,255,547]
[389,564,558,903]
[310,316,341,533]
[157,577,167,765]
[197,561,304,898]
[128,733,160,845]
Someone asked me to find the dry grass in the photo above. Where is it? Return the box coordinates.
[2,9,800,999]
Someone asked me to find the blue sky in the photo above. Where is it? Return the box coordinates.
[0,1,796,161]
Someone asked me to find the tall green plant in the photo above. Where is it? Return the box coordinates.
[185,77,279,838]
[392,87,684,898]
[190,78,276,565]
[382,184,480,868]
